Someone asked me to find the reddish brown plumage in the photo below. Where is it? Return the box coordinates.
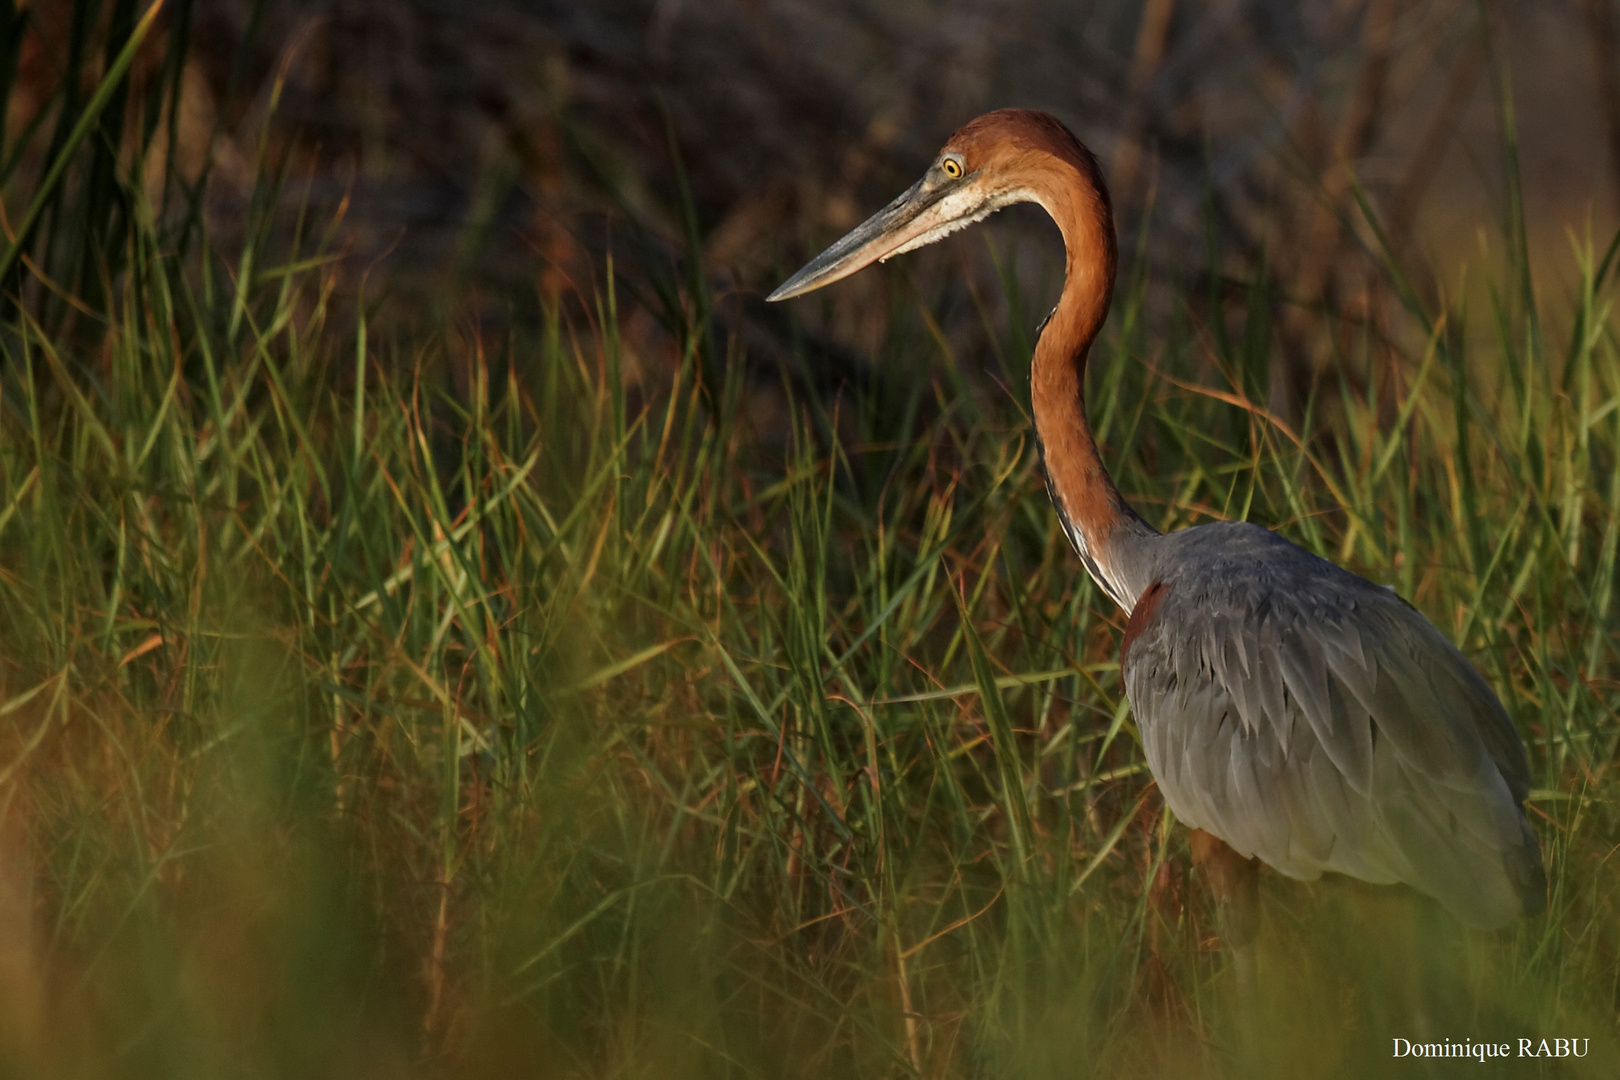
[1121,579,1169,668]
[942,111,1136,587]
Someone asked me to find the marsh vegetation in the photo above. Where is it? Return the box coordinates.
[0,2,1616,1076]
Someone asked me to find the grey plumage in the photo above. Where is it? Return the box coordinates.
[762,106,1547,932]
[1118,521,1546,928]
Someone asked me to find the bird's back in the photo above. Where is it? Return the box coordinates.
[1120,521,1545,927]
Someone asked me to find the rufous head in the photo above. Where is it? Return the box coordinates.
[768,109,1112,302]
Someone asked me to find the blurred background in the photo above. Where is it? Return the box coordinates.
[2,2,1619,1077]
[9,0,1620,406]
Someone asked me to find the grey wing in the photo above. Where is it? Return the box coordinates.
[1122,561,1545,928]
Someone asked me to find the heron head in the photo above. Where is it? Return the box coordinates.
[767,109,1100,302]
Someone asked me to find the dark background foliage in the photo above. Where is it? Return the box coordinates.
[1,3,1617,1076]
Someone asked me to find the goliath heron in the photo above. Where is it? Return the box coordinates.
[768,110,1546,956]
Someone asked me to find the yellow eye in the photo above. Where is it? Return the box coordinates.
[941,157,963,179]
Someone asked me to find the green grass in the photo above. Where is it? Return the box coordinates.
[0,204,1615,1077]
[1,12,1619,1078]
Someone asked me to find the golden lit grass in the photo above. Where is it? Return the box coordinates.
[0,199,1616,1077]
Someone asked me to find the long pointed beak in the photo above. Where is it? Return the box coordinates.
[768,176,949,301]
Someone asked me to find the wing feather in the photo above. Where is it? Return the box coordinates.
[1121,523,1545,928]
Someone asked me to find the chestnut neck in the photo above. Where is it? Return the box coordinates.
[1027,155,1157,611]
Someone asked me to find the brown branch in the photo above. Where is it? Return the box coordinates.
[1112,0,1177,201]
[1273,0,1400,415]
[1581,0,1620,217]
[1292,0,1399,309]
[1386,38,1486,258]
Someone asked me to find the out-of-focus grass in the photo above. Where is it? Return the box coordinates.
[1,8,1619,1080]
[0,195,1616,1078]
